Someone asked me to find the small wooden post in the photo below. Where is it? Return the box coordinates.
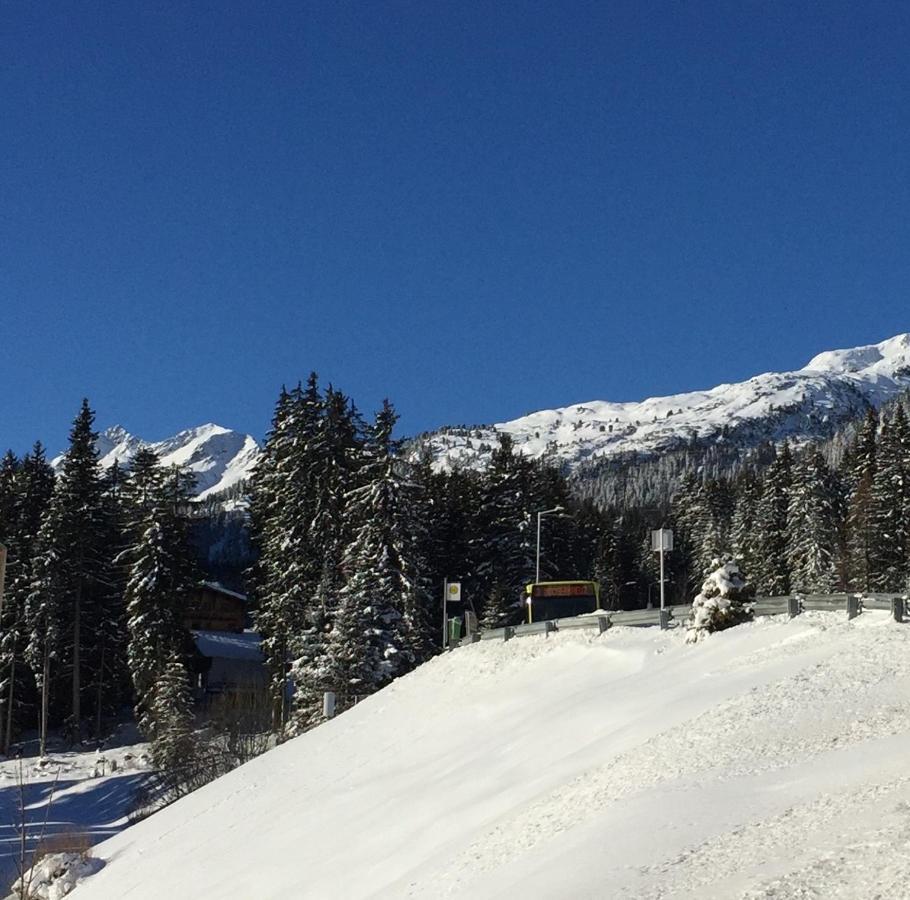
[846,595,860,621]
[787,595,801,618]
[892,597,905,623]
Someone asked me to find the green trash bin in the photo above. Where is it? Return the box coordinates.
[448,617,463,642]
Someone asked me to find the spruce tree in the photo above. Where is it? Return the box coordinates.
[26,401,118,743]
[730,469,762,579]
[149,652,196,771]
[320,402,411,703]
[845,409,878,591]
[123,454,197,739]
[786,448,838,594]
[0,444,54,751]
[869,406,910,590]
[753,443,792,595]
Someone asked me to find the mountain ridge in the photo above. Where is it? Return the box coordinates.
[52,422,260,500]
[51,334,910,494]
[416,332,910,471]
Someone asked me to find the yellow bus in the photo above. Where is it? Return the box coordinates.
[524,580,602,623]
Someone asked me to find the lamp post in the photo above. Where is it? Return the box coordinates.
[535,506,563,585]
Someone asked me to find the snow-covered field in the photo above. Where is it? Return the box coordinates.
[74,611,910,899]
[0,742,149,893]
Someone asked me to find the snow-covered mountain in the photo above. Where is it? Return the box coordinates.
[53,423,261,500]
[419,333,910,470]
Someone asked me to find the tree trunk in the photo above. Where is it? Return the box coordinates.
[94,639,105,740]
[40,645,49,757]
[72,582,81,743]
[2,654,15,755]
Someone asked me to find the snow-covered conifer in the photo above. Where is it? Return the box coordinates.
[149,652,196,772]
[786,448,838,594]
[686,557,754,643]
[753,443,792,595]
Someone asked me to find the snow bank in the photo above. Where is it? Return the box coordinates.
[9,852,103,900]
[74,613,910,899]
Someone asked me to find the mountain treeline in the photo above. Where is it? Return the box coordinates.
[662,399,910,601]
[248,375,609,732]
[4,383,908,754]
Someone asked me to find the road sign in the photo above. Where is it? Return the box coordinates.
[651,529,673,552]
[447,582,462,603]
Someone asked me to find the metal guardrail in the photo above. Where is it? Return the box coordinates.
[458,592,907,648]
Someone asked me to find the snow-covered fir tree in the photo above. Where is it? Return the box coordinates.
[25,401,120,744]
[122,452,197,739]
[753,443,792,595]
[844,408,878,591]
[149,651,196,772]
[686,557,754,643]
[869,404,910,590]
[250,377,328,727]
[317,401,416,707]
[730,469,762,580]
[0,444,55,751]
[786,447,839,594]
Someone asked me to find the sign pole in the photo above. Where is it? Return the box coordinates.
[659,535,666,614]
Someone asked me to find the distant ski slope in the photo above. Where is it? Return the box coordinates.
[74,611,910,899]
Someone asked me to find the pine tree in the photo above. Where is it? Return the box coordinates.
[123,453,197,739]
[592,520,623,610]
[320,402,412,703]
[753,443,793,595]
[25,400,120,744]
[845,409,878,591]
[730,469,762,578]
[869,406,910,590]
[473,435,536,622]
[786,448,838,594]
[149,652,196,771]
[0,444,54,751]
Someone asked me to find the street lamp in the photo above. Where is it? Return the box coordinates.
[535,506,564,585]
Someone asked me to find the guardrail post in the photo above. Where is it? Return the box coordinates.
[503,626,514,642]
[659,609,670,630]
[787,595,801,618]
[544,621,556,637]
[892,597,905,623]
[598,616,611,634]
[846,595,860,621]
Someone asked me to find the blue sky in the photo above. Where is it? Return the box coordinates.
[2,1,908,455]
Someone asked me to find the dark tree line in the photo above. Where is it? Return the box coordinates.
[667,401,910,599]
[0,401,198,758]
[6,385,907,755]
[248,377,608,733]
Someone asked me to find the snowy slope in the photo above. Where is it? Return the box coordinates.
[0,742,150,891]
[421,333,910,470]
[53,424,261,500]
[74,611,910,899]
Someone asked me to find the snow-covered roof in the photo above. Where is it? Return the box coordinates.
[192,630,263,662]
[198,581,248,602]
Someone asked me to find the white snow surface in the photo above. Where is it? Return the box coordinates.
[75,611,910,899]
[422,332,910,470]
[0,742,150,893]
[52,424,261,499]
